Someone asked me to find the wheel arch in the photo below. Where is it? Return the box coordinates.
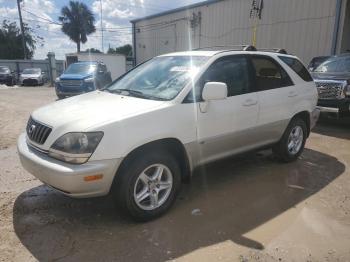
[114,138,192,185]
[292,111,311,137]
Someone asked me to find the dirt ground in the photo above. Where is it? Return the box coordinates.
[0,86,350,262]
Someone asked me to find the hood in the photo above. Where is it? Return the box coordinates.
[21,73,40,78]
[312,72,350,81]
[31,91,167,132]
[60,73,93,80]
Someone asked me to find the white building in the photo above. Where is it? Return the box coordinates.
[131,0,350,65]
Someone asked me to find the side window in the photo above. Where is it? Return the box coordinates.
[251,56,293,91]
[338,58,350,72]
[279,56,313,82]
[186,56,251,102]
[318,60,340,72]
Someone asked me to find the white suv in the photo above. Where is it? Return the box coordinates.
[18,47,320,221]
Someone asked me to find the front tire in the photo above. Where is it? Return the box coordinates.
[113,151,181,221]
[273,118,307,162]
[57,94,65,99]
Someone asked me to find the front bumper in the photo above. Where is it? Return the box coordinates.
[55,82,95,97]
[17,133,122,198]
[317,98,350,117]
[0,77,13,84]
[21,78,41,85]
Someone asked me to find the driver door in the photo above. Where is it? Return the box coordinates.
[195,55,259,164]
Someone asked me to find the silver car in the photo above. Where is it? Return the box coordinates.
[20,68,46,86]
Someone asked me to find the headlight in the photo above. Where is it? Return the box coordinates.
[84,77,94,83]
[55,77,60,83]
[48,132,103,164]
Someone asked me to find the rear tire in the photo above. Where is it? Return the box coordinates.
[273,118,307,162]
[113,150,181,221]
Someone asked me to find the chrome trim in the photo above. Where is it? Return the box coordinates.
[27,140,49,154]
[316,106,339,113]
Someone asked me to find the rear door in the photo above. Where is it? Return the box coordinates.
[250,55,296,144]
[193,55,259,164]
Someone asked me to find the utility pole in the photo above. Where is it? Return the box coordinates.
[16,0,27,59]
[250,0,264,46]
[100,0,104,53]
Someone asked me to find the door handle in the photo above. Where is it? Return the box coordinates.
[288,91,298,97]
[243,99,258,106]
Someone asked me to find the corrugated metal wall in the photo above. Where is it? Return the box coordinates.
[133,0,337,64]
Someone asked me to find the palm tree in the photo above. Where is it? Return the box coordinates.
[59,1,96,52]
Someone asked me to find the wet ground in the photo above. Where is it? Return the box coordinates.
[0,87,350,261]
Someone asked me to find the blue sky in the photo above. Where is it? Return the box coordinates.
[0,0,202,59]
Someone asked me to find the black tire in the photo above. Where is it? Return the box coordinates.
[272,118,307,162]
[6,79,13,86]
[57,94,65,100]
[113,150,181,221]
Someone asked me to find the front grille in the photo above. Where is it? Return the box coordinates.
[315,81,345,99]
[60,79,82,87]
[23,79,38,85]
[26,117,52,144]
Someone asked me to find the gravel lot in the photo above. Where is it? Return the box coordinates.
[0,86,350,262]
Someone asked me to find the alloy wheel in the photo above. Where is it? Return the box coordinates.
[133,164,173,211]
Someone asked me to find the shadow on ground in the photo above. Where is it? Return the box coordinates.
[313,116,350,140]
[13,149,345,261]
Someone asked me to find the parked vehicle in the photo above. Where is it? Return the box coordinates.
[18,47,319,221]
[308,56,330,72]
[55,61,112,99]
[311,54,350,118]
[19,68,45,86]
[0,66,16,86]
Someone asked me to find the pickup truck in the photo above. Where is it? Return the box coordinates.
[311,54,350,118]
[55,61,112,99]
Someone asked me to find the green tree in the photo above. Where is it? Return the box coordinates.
[107,44,132,56]
[59,1,96,53]
[0,20,43,59]
[84,48,101,53]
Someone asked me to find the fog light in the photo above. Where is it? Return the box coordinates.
[84,174,103,182]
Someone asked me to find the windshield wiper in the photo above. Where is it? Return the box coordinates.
[106,89,166,101]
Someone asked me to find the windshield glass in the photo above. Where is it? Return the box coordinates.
[0,67,10,73]
[314,57,350,73]
[106,56,208,100]
[65,63,97,74]
[22,68,41,74]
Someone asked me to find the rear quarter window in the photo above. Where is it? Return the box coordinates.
[279,56,313,82]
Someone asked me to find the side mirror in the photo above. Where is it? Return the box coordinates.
[202,82,228,101]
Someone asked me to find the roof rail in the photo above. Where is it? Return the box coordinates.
[192,45,257,51]
[191,45,287,54]
[259,48,288,54]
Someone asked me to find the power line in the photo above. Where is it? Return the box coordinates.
[22,8,62,25]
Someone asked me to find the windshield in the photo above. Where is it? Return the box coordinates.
[22,68,41,74]
[65,63,97,74]
[0,67,10,73]
[105,56,208,100]
[314,57,350,73]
